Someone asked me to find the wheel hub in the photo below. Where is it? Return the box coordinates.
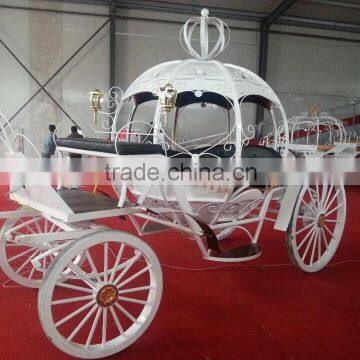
[96,284,118,307]
[318,214,326,228]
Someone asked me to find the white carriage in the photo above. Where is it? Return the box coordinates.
[0,9,347,359]
[264,112,360,157]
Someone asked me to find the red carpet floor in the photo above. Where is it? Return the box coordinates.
[0,186,359,359]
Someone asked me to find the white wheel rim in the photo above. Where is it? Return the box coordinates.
[0,210,66,288]
[38,230,162,359]
[288,185,346,272]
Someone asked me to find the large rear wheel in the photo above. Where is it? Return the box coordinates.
[286,185,346,273]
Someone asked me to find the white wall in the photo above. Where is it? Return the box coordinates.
[0,0,109,155]
[268,31,360,118]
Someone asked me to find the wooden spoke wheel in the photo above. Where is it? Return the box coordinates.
[0,208,76,288]
[38,230,162,359]
[286,185,346,273]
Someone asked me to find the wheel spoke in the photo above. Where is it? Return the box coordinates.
[102,308,107,346]
[317,228,322,260]
[309,229,319,266]
[295,220,316,236]
[67,263,98,290]
[103,242,109,283]
[85,307,102,348]
[113,252,142,286]
[301,199,317,217]
[324,188,340,214]
[307,188,318,213]
[118,286,154,295]
[15,250,40,274]
[319,184,328,211]
[55,300,96,327]
[34,219,42,234]
[117,265,151,289]
[322,185,333,212]
[110,306,125,336]
[114,302,138,324]
[28,266,36,279]
[56,282,94,294]
[301,228,317,262]
[51,295,94,305]
[109,243,125,284]
[325,202,343,217]
[297,215,317,221]
[297,225,316,251]
[323,224,334,241]
[7,217,42,235]
[118,296,152,306]
[49,223,56,233]
[8,247,36,263]
[85,250,101,284]
[321,227,329,248]
[67,304,98,342]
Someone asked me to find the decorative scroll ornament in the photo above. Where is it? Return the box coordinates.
[180,8,230,61]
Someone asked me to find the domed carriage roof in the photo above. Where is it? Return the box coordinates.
[123,8,283,110]
[123,59,282,108]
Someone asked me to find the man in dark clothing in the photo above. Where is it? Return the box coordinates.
[67,125,84,158]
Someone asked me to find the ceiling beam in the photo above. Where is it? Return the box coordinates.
[9,0,360,35]
[115,0,266,22]
[263,0,299,28]
[306,0,360,9]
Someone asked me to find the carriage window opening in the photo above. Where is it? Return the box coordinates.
[115,97,135,133]
[174,102,230,149]
[128,99,158,143]
[238,102,257,140]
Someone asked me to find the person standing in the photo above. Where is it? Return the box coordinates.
[67,125,84,158]
[41,124,57,158]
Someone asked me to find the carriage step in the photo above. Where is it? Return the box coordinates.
[209,243,261,261]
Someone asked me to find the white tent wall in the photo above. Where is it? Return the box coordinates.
[0,1,360,154]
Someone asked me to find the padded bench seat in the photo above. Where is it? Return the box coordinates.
[56,138,281,158]
[56,138,164,155]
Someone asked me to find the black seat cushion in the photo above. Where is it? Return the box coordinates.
[56,138,281,158]
[56,138,164,155]
[166,144,281,158]
[241,145,282,158]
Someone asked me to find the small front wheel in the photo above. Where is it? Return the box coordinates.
[38,230,162,359]
[286,185,346,273]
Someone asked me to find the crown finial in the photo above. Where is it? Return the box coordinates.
[201,8,209,17]
[180,9,230,61]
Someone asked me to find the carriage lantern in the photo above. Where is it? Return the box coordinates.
[89,88,104,124]
[159,83,177,128]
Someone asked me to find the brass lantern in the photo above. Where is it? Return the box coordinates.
[159,83,177,128]
[89,89,104,124]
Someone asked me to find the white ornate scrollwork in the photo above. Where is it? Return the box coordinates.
[96,86,124,132]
